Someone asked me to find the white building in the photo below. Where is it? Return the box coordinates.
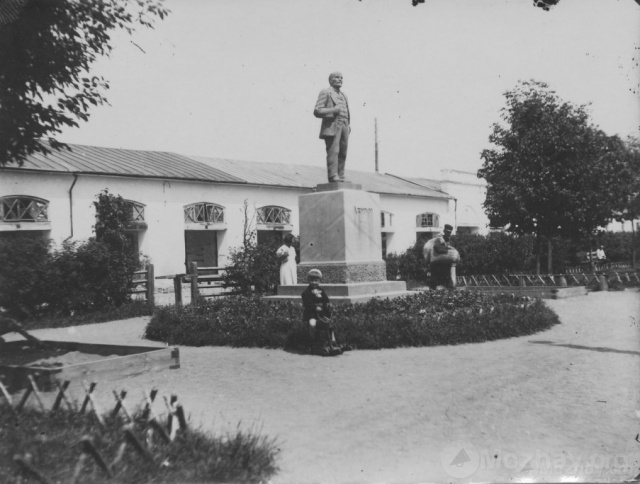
[0,144,488,276]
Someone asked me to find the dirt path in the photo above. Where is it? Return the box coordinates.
[11,290,640,483]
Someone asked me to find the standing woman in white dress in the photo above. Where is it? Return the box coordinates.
[276,234,297,285]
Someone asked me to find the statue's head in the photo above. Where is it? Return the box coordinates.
[328,72,343,89]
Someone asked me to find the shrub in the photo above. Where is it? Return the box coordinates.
[450,232,537,275]
[383,252,400,280]
[0,235,52,319]
[396,241,430,283]
[0,404,279,484]
[224,237,281,295]
[0,190,142,320]
[594,231,639,262]
[145,291,560,350]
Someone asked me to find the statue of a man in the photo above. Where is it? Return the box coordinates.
[314,72,350,182]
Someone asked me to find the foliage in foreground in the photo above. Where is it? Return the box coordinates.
[0,405,279,484]
[145,291,560,350]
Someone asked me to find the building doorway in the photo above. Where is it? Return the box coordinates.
[185,230,218,272]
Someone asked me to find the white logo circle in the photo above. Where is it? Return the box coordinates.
[441,441,480,479]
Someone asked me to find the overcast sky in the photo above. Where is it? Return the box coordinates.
[57,0,640,178]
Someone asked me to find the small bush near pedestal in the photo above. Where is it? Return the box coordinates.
[145,290,560,349]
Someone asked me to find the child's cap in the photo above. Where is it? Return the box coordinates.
[308,268,323,279]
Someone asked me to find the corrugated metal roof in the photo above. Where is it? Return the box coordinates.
[190,156,451,198]
[386,174,449,194]
[3,143,245,184]
[406,177,444,192]
[3,143,451,198]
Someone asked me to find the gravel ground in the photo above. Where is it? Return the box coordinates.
[6,289,640,483]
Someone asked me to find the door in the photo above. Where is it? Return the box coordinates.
[185,230,218,272]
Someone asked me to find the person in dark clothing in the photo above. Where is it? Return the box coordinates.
[424,224,457,289]
[301,268,343,356]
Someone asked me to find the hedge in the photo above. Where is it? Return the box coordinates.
[144,290,560,350]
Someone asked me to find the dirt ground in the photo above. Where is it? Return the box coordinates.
[6,289,640,483]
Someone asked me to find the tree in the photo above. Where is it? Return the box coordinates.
[223,200,280,295]
[0,0,168,167]
[478,80,627,273]
[614,137,640,266]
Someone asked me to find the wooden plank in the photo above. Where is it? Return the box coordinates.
[0,342,179,393]
[53,348,179,390]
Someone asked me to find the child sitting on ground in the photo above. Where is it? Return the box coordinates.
[301,269,343,356]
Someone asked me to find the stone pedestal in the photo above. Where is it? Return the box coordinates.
[264,182,410,305]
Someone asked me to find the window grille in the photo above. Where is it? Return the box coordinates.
[416,212,439,228]
[381,211,393,228]
[0,196,48,222]
[184,202,225,224]
[128,201,145,222]
[257,206,291,225]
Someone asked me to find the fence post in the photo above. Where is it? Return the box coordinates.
[173,276,183,306]
[146,264,155,306]
[189,262,199,302]
[599,274,608,291]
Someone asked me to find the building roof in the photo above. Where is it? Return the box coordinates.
[3,144,245,184]
[384,174,451,196]
[190,156,451,198]
[3,143,451,199]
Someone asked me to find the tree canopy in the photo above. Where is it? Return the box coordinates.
[0,0,168,167]
[614,137,640,225]
[478,80,628,247]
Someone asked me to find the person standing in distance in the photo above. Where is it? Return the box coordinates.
[314,72,350,182]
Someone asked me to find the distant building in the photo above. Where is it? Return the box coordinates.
[390,169,491,237]
[2,144,488,276]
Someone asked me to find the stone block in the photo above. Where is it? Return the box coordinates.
[296,261,386,284]
[298,188,383,266]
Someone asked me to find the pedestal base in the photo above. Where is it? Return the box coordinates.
[296,261,386,284]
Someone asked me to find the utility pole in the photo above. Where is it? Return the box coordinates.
[374,117,379,174]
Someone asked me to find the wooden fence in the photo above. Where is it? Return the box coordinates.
[566,261,633,273]
[0,379,188,483]
[156,262,242,306]
[457,270,639,287]
[129,264,155,305]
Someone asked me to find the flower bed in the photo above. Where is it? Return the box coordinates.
[144,291,560,350]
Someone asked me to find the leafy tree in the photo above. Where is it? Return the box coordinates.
[90,189,139,305]
[223,200,281,295]
[0,0,168,167]
[478,80,627,273]
[614,137,640,265]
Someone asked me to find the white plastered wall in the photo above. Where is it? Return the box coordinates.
[378,194,452,254]
[1,171,453,275]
